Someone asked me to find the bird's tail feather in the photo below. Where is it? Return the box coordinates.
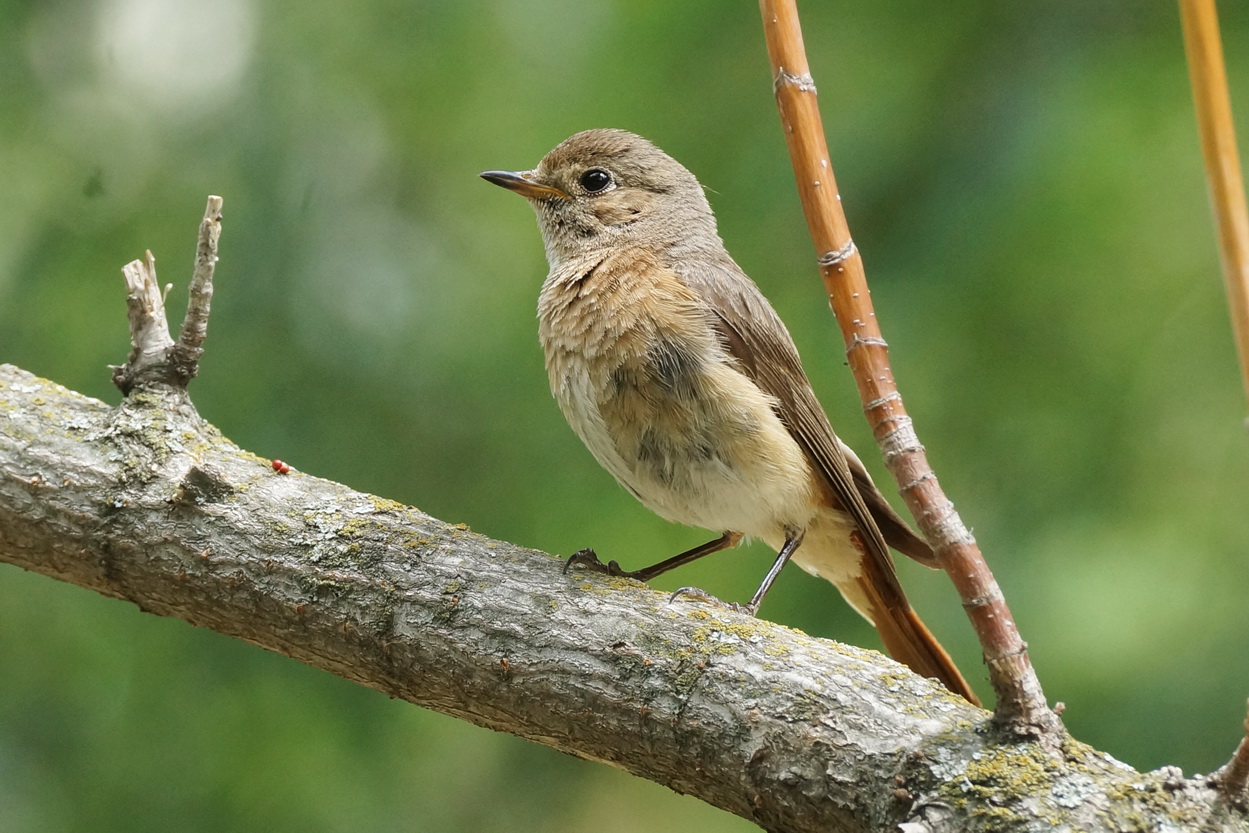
[853,570,981,707]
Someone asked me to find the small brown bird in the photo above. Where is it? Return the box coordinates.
[482,129,977,704]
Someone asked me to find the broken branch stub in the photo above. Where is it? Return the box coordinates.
[111,196,224,395]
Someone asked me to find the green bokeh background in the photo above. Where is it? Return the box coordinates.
[3,2,1249,830]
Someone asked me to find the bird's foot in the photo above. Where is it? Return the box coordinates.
[563,548,630,577]
[668,586,759,616]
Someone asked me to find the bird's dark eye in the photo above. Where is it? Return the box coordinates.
[579,168,613,193]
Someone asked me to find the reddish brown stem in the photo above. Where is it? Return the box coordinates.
[758,0,1057,734]
[1179,0,1249,411]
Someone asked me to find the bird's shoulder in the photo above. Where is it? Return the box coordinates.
[666,256,808,391]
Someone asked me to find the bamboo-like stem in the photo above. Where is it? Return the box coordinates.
[758,0,1057,735]
[1179,0,1249,411]
[1178,1,1249,806]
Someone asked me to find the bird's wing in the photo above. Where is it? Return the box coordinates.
[673,257,980,705]
[673,256,932,570]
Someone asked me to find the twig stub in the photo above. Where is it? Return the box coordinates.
[111,196,224,395]
[171,195,224,384]
[1218,698,1249,809]
[111,250,175,394]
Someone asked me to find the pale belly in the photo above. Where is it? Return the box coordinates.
[551,347,869,615]
[546,337,820,544]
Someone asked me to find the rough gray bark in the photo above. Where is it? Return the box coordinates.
[0,362,1245,832]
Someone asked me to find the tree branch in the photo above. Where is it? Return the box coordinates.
[0,360,1244,831]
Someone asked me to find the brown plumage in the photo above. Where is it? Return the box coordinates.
[481,129,978,705]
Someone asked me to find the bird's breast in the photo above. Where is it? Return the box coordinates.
[536,255,818,538]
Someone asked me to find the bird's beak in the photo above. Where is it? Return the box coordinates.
[479,169,569,200]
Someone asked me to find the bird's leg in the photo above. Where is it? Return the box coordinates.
[741,529,804,614]
[563,532,742,579]
[626,531,743,580]
[670,529,804,616]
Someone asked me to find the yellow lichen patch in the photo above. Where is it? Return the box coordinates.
[339,517,371,538]
[932,740,1064,826]
[368,495,407,513]
[230,448,271,467]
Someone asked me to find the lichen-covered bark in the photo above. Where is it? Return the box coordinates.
[0,362,1244,833]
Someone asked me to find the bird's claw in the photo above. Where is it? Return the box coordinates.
[563,548,601,574]
[563,548,629,577]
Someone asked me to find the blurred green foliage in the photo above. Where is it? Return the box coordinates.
[2,1,1249,830]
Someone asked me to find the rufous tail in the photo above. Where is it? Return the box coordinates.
[853,572,981,707]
